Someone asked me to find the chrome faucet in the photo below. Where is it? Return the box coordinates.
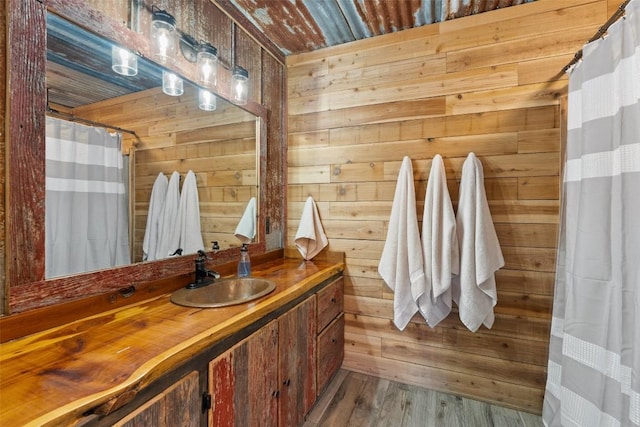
[186,250,220,289]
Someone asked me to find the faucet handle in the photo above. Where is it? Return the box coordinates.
[197,249,211,260]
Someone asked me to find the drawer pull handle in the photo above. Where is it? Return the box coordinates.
[331,297,336,303]
[331,338,336,344]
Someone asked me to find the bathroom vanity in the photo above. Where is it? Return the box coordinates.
[0,253,344,426]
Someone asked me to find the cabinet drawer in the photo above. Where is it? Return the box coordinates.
[316,277,344,332]
[317,313,344,395]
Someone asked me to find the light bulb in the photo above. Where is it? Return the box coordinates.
[151,9,177,64]
[231,66,249,105]
[162,71,183,96]
[197,43,218,89]
[111,46,138,76]
[199,89,217,111]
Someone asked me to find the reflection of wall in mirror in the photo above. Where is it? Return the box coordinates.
[72,84,258,262]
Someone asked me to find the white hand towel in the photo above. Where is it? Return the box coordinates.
[155,171,181,259]
[142,172,168,261]
[378,157,426,331]
[418,155,459,328]
[295,196,328,260]
[175,170,205,254]
[452,152,504,332]
[235,197,257,243]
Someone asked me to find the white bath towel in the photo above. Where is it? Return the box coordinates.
[235,197,257,243]
[295,196,328,260]
[155,171,181,259]
[452,153,504,332]
[378,157,426,331]
[175,170,204,255]
[419,155,459,328]
[142,172,168,261]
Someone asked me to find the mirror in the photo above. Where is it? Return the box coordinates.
[45,13,259,278]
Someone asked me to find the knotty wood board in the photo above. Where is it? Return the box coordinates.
[0,257,343,426]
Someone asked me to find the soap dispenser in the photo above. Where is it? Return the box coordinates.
[237,243,251,277]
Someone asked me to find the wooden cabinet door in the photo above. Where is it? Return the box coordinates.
[278,296,317,427]
[209,321,279,427]
[317,314,345,395]
[114,370,200,427]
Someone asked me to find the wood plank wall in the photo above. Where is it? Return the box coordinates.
[0,4,6,310]
[73,86,258,260]
[286,0,625,414]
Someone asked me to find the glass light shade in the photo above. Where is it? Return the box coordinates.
[150,10,177,64]
[197,44,218,88]
[231,66,249,105]
[111,46,138,76]
[162,71,184,96]
[198,89,217,111]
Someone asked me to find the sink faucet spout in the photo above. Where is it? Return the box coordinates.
[186,250,220,289]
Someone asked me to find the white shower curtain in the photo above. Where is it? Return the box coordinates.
[543,1,640,426]
[45,117,130,278]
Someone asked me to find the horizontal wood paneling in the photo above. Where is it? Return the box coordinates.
[74,86,258,260]
[286,0,621,414]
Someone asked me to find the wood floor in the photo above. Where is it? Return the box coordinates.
[304,370,543,427]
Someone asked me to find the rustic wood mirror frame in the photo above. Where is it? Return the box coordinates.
[5,0,284,316]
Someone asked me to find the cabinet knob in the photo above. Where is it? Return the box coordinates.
[272,390,280,398]
[331,297,336,303]
[331,338,336,344]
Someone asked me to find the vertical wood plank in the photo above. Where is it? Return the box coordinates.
[6,0,47,289]
[278,297,317,426]
[163,371,200,427]
[246,321,278,427]
[0,0,7,312]
[210,350,236,427]
[116,371,200,427]
[262,51,286,244]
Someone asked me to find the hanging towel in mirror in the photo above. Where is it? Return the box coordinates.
[452,152,504,332]
[142,172,168,261]
[235,197,257,243]
[155,171,181,259]
[294,196,328,260]
[175,170,205,254]
[419,155,459,328]
[378,157,425,331]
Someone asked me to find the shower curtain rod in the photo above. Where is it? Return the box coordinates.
[46,106,140,138]
[562,0,631,73]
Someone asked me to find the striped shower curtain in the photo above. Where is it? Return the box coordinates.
[45,117,130,278]
[543,1,640,426]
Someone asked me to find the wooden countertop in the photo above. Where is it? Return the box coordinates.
[0,256,344,426]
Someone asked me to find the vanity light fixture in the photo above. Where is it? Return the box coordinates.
[231,65,249,105]
[150,7,178,64]
[197,43,218,89]
[198,88,217,111]
[162,70,184,96]
[111,46,138,76]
